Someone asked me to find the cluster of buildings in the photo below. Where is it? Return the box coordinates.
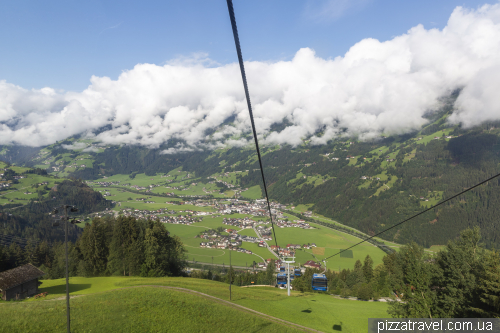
[66,163,87,169]
[222,217,260,229]
[198,229,256,253]
[161,214,203,225]
[215,199,287,217]
[115,207,202,225]
[274,219,314,229]
[86,180,121,187]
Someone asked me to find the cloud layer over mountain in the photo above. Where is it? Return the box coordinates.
[1,4,500,151]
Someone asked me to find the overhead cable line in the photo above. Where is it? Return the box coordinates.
[324,171,500,260]
[226,0,278,248]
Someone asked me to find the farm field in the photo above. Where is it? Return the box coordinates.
[240,185,262,199]
[293,206,445,256]
[0,276,389,333]
[271,222,386,270]
[238,228,259,237]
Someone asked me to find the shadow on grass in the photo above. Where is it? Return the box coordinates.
[333,322,343,331]
[40,284,92,295]
[301,308,312,313]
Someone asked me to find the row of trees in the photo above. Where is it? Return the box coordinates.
[189,260,278,286]
[386,227,500,318]
[0,216,187,278]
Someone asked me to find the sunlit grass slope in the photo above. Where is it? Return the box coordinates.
[0,286,302,333]
[17,276,389,333]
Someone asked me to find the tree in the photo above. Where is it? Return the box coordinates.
[266,259,275,285]
[388,242,435,318]
[473,250,500,318]
[142,221,187,277]
[107,216,140,276]
[79,218,112,276]
[363,255,374,282]
[8,243,25,268]
[433,227,484,318]
[357,283,373,301]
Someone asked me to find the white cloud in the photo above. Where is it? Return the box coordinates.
[61,142,88,150]
[1,3,500,149]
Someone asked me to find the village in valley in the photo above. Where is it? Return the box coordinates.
[84,181,330,271]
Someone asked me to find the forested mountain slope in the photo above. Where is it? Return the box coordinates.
[0,179,113,243]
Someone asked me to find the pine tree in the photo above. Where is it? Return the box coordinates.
[388,242,435,318]
[353,259,366,284]
[472,250,500,317]
[24,240,39,267]
[79,218,111,276]
[108,216,140,276]
[142,221,186,277]
[0,245,7,271]
[266,259,275,285]
[433,227,483,317]
[363,255,374,282]
[8,242,25,267]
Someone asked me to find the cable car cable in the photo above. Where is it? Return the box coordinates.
[323,171,500,260]
[226,0,278,248]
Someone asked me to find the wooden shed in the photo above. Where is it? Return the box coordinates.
[0,264,45,300]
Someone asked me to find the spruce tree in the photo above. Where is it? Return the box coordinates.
[363,255,374,282]
[388,242,435,318]
[79,218,111,276]
[433,227,483,317]
[472,250,500,317]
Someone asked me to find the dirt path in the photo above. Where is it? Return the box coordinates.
[46,285,323,332]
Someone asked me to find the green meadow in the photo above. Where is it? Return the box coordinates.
[415,129,454,145]
[0,276,390,332]
[0,173,59,206]
[241,185,263,199]
[271,222,386,270]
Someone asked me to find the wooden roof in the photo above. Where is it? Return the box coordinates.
[0,264,45,291]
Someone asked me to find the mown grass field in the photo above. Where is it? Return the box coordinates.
[240,185,262,199]
[273,222,386,271]
[0,276,389,333]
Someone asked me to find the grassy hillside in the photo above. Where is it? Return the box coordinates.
[1,285,301,332]
[0,276,389,332]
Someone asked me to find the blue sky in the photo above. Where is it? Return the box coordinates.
[0,0,492,92]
